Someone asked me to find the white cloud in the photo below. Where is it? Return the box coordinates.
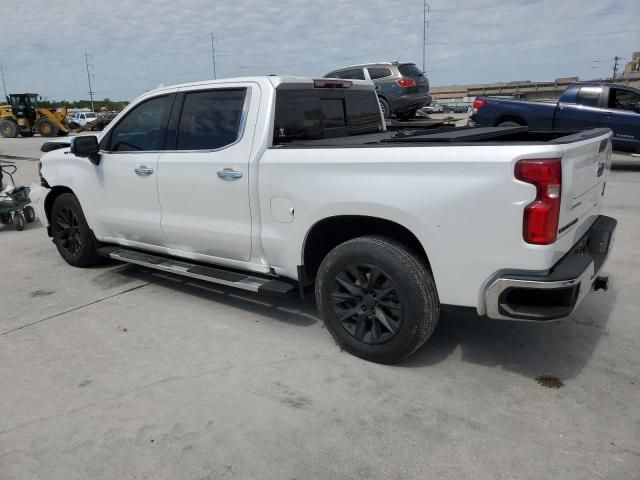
[0,0,637,99]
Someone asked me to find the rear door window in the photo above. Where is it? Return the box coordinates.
[368,67,392,79]
[176,89,246,150]
[608,88,640,112]
[575,87,602,107]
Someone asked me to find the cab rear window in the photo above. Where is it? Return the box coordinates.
[273,88,382,144]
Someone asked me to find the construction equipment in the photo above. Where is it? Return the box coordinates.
[0,93,69,138]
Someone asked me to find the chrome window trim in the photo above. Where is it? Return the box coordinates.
[101,87,252,155]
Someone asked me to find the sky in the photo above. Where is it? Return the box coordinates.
[0,0,638,101]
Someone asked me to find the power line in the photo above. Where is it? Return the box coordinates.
[84,51,95,111]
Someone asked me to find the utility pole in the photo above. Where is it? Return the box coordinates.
[0,64,7,98]
[84,51,95,112]
[211,33,217,80]
[612,56,621,79]
[422,0,429,73]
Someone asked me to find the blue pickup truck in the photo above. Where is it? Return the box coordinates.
[469,82,640,152]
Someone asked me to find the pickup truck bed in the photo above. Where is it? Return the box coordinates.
[470,82,640,152]
[35,76,617,363]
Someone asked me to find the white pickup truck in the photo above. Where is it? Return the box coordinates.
[35,76,617,363]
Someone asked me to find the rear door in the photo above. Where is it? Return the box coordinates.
[157,83,257,262]
[554,85,604,130]
[600,86,640,150]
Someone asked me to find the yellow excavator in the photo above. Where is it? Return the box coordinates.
[0,93,69,137]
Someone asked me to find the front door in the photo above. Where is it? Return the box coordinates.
[601,87,640,150]
[157,84,256,262]
[89,93,173,245]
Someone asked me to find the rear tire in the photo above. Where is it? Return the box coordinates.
[378,97,391,119]
[50,193,98,267]
[13,213,25,231]
[497,120,522,127]
[0,119,19,138]
[24,205,36,223]
[36,118,59,137]
[315,235,440,363]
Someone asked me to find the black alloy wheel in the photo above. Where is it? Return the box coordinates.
[54,206,82,256]
[331,264,402,345]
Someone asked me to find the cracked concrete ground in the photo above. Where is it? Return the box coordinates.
[1,137,639,479]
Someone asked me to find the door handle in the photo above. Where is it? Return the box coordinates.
[134,166,154,176]
[217,168,243,180]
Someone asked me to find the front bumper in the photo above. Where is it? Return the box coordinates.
[484,215,616,321]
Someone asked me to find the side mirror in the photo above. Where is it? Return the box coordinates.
[70,135,100,165]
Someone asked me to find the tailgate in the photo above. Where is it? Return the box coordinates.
[556,129,612,248]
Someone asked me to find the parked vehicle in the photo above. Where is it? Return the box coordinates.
[34,76,616,363]
[324,62,431,119]
[420,103,444,114]
[443,104,470,114]
[72,111,98,127]
[470,83,640,152]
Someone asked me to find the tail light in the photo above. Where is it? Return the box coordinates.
[396,78,416,87]
[515,158,562,245]
[472,98,486,113]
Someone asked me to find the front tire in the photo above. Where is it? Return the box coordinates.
[36,118,59,137]
[51,193,98,267]
[315,236,439,363]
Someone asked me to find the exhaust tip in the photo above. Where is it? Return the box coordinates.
[593,275,609,292]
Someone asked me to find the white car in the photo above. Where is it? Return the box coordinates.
[35,76,616,363]
[72,111,97,126]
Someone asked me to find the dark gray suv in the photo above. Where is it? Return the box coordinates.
[324,62,431,119]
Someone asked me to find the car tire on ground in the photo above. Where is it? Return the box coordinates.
[315,235,440,364]
[497,120,523,127]
[50,193,98,267]
[36,118,59,137]
[0,119,20,138]
[1,213,11,224]
[23,205,36,223]
[378,97,391,119]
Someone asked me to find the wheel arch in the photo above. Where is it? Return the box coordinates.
[494,114,526,126]
[44,185,76,236]
[302,215,431,281]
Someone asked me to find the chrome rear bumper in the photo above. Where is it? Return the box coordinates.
[485,215,616,321]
